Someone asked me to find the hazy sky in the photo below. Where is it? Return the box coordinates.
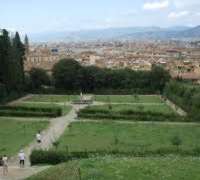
[0,0,200,33]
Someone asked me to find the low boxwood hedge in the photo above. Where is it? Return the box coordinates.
[0,106,62,117]
[78,111,187,122]
[30,147,200,165]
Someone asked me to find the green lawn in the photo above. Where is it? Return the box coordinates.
[24,95,79,103]
[27,156,200,180]
[94,95,163,103]
[0,119,49,156]
[84,103,175,115]
[55,122,200,152]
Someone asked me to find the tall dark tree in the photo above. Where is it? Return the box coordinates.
[0,29,12,89]
[24,34,29,54]
[0,29,26,102]
[12,32,25,88]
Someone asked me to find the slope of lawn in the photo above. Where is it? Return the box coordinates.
[0,119,49,156]
[27,156,200,180]
[24,95,79,103]
[54,122,200,153]
[94,95,163,103]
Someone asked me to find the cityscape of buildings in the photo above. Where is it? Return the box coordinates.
[24,40,200,82]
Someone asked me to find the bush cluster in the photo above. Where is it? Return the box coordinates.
[0,106,62,117]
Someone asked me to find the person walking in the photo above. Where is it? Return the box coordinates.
[2,155,8,176]
[18,150,25,168]
[36,131,42,144]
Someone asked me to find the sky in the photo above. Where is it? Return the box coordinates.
[0,0,200,34]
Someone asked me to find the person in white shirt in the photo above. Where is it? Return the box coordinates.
[2,155,8,175]
[18,150,25,168]
[36,131,42,143]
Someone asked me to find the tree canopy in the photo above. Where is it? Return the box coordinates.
[0,29,26,102]
[52,58,171,93]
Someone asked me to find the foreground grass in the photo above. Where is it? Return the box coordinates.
[0,119,49,156]
[85,104,175,115]
[24,95,79,103]
[55,122,200,152]
[94,95,163,103]
[27,156,200,180]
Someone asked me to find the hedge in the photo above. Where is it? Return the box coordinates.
[0,106,62,117]
[30,147,200,165]
[78,109,188,122]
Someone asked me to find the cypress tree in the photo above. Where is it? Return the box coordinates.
[0,29,12,90]
[12,32,25,90]
[24,34,29,54]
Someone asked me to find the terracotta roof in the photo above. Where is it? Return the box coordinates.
[173,72,200,80]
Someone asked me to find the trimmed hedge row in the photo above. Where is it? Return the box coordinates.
[30,147,200,165]
[80,108,177,116]
[0,106,62,117]
[78,109,187,122]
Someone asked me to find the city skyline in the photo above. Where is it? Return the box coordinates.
[0,0,200,34]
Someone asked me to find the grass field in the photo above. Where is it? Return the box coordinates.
[0,119,49,156]
[85,104,175,115]
[24,95,79,103]
[54,122,200,152]
[94,95,163,103]
[27,156,200,180]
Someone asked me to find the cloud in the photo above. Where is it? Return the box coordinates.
[168,11,190,19]
[195,12,200,16]
[143,0,169,10]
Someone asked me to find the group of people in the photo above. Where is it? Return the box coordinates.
[1,131,42,176]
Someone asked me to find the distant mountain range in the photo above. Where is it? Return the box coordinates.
[29,26,200,42]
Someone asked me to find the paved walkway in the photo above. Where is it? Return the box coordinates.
[0,103,87,180]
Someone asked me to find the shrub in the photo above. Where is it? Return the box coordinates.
[53,141,60,149]
[78,110,186,122]
[171,136,182,148]
[0,106,62,117]
[30,147,200,165]
[30,150,69,165]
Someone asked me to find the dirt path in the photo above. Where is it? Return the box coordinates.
[164,99,187,116]
[80,119,200,126]
[0,104,87,180]
[93,102,166,106]
[8,95,34,106]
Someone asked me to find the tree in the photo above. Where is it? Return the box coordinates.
[150,65,171,93]
[11,32,25,90]
[0,29,26,102]
[0,29,12,90]
[24,34,29,54]
[29,68,50,89]
[52,59,82,90]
